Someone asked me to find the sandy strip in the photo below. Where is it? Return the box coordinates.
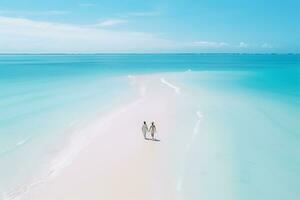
[15,74,191,200]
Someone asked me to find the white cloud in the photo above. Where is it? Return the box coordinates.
[0,16,176,53]
[239,42,248,48]
[93,19,127,27]
[0,10,70,16]
[0,16,265,53]
[192,41,228,48]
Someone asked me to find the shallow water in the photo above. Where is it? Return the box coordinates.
[0,54,299,198]
[0,55,138,194]
[170,67,299,199]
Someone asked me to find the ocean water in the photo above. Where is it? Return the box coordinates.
[0,54,299,199]
[166,58,299,199]
[0,55,139,195]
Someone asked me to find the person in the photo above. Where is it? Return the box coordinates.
[142,121,148,139]
[149,122,157,140]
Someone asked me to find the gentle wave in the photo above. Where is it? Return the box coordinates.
[0,137,32,156]
[176,110,204,192]
[2,77,146,200]
[160,78,181,94]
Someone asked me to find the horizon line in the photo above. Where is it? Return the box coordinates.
[0,52,299,55]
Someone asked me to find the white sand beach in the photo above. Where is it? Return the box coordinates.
[3,69,299,200]
[11,73,201,200]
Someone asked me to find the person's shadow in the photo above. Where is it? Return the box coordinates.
[145,138,160,142]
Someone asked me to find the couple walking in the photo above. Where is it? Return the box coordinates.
[142,121,157,140]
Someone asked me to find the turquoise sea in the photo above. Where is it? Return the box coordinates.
[0,54,299,199]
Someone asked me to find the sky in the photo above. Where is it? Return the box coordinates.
[0,0,299,53]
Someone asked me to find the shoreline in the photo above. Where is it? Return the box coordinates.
[3,69,299,200]
[1,54,299,200]
[4,73,192,200]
